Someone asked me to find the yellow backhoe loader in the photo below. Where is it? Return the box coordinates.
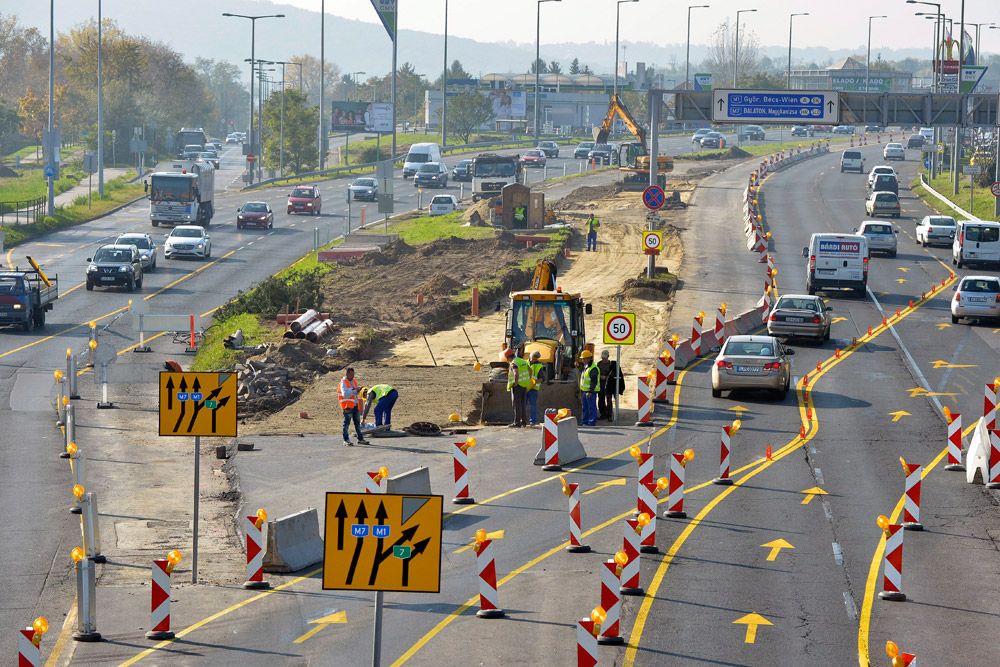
[593,95,674,190]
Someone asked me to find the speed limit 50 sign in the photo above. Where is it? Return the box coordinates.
[642,230,663,256]
[603,311,636,346]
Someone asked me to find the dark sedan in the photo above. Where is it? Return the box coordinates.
[587,144,614,164]
[237,202,274,229]
[349,177,379,201]
[700,132,726,149]
[414,162,449,188]
[451,159,473,182]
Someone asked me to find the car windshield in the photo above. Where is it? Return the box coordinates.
[291,188,316,198]
[171,228,204,239]
[960,278,1000,292]
[965,226,1000,242]
[353,178,376,187]
[457,161,471,167]
[94,248,132,263]
[475,161,516,177]
[419,163,440,173]
[844,151,861,159]
[864,224,893,234]
[775,297,819,312]
[431,196,453,205]
[874,168,893,175]
[725,341,776,356]
[510,301,573,346]
[694,130,709,135]
[118,236,151,249]
[242,203,268,213]
[0,276,25,294]
[887,143,903,149]
[875,193,897,202]
[150,176,194,201]
[578,142,594,148]
[407,153,430,164]
[927,217,955,226]
[593,144,611,151]
[527,151,543,157]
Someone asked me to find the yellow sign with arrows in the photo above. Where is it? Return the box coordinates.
[158,372,237,437]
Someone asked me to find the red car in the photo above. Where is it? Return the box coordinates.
[236,201,273,229]
[287,185,322,215]
[519,150,547,168]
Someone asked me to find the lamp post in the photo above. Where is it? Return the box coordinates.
[964,22,994,62]
[865,15,887,93]
[222,12,284,183]
[686,5,709,92]
[254,60,275,174]
[733,9,757,87]
[442,0,448,146]
[910,2,942,91]
[534,0,561,143]
[97,0,104,195]
[319,0,326,170]
[786,12,808,89]
[615,0,639,97]
[352,72,367,101]
[46,0,55,215]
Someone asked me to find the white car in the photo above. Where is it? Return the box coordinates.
[883,143,905,160]
[164,225,211,261]
[867,165,897,188]
[915,215,956,247]
[428,194,459,216]
[951,275,1000,323]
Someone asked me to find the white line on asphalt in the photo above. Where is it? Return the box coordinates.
[808,445,817,455]
[832,541,843,565]
[822,499,834,522]
[814,467,825,485]
[247,241,254,246]
[843,591,859,620]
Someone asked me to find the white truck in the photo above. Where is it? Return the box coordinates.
[147,161,215,228]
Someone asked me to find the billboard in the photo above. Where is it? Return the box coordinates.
[331,101,393,133]
[830,76,891,92]
[693,73,713,91]
[486,90,527,119]
[959,66,987,94]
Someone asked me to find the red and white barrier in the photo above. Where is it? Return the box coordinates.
[984,382,997,431]
[638,482,660,554]
[899,458,923,530]
[714,304,728,349]
[473,538,504,618]
[452,441,475,504]
[634,376,654,426]
[878,522,906,601]
[564,481,590,553]
[713,424,736,486]
[619,518,644,595]
[635,451,654,504]
[664,451,692,518]
[988,430,1000,489]
[542,408,561,471]
[576,619,600,667]
[243,514,269,590]
[365,470,386,494]
[691,313,704,357]
[653,350,673,402]
[598,560,622,645]
[18,628,42,666]
[146,559,175,640]
[945,412,965,471]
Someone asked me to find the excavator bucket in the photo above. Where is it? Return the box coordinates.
[479,379,581,425]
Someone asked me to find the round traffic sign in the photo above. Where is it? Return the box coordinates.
[642,185,666,211]
[992,181,1000,198]
[642,230,662,253]
[605,315,633,343]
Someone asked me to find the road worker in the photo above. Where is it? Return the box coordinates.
[578,350,600,426]
[505,348,531,427]
[338,367,369,446]
[585,213,600,251]
[361,384,399,430]
[527,351,546,425]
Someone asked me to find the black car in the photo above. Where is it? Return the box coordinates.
[699,132,726,149]
[739,125,765,141]
[574,142,595,159]
[790,126,812,137]
[870,174,899,195]
[587,144,614,164]
[451,159,473,182]
[906,134,925,149]
[536,141,560,158]
[414,162,449,188]
[86,244,143,292]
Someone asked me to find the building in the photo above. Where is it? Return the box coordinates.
[788,56,913,93]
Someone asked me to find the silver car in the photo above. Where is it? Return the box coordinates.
[114,232,157,271]
[951,275,1000,323]
[915,215,956,247]
[164,225,211,261]
[711,335,793,399]
[767,294,832,342]
[883,143,905,160]
[857,220,898,257]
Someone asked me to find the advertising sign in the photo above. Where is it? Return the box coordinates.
[959,66,988,94]
[818,240,861,256]
[693,73,713,92]
[369,0,396,40]
[331,102,393,132]
[487,90,527,119]
[830,76,891,93]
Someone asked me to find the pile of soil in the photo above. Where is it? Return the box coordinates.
[623,269,677,301]
[259,338,336,376]
[555,182,623,210]
[416,273,462,296]
[725,146,753,158]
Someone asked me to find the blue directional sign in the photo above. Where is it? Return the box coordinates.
[351,524,370,537]
[373,525,391,538]
[713,89,839,125]
[176,392,189,402]
[191,392,203,401]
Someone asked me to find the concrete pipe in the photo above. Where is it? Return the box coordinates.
[289,309,318,333]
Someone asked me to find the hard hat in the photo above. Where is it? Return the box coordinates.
[580,350,593,359]
[503,348,515,359]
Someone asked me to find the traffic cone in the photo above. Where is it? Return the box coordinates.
[452,439,476,504]
[984,382,997,431]
[899,458,923,531]
[634,375,654,426]
[562,479,590,553]
[877,517,906,601]
[243,511,269,590]
[664,450,694,519]
[691,312,704,357]
[944,411,964,471]
[577,618,600,667]
[988,430,1000,490]
[619,518,644,596]
[713,421,740,486]
[146,552,181,640]
[473,535,505,618]
[542,408,561,471]
[598,559,623,645]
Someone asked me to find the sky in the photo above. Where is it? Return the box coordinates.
[274,0,1000,54]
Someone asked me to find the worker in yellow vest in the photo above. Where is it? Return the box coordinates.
[578,350,600,426]
[361,384,399,429]
[586,213,600,251]
[527,351,545,425]
[504,348,532,427]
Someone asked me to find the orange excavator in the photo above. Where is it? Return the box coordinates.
[593,95,673,189]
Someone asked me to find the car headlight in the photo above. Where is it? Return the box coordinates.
[197,243,204,249]
[305,202,312,206]
[119,266,130,272]
[87,265,98,273]
[13,303,23,310]
[238,215,245,220]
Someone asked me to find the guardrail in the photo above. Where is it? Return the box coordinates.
[0,196,46,225]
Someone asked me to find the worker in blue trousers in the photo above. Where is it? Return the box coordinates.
[361,384,399,429]
[585,213,600,251]
[578,349,600,426]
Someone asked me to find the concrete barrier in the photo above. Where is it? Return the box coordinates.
[262,508,325,573]
[533,416,587,466]
[386,466,432,495]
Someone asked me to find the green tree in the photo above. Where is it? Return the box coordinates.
[529,58,547,74]
[569,58,581,75]
[194,58,250,137]
[446,91,494,143]
[548,61,562,75]
[262,89,318,174]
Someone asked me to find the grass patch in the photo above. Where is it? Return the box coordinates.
[191,312,281,371]
[373,211,497,246]
[922,172,998,221]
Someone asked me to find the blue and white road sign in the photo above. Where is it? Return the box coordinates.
[712,89,839,125]
[44,164,56,179]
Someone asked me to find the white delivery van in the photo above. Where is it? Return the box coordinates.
[803,233,869,296]
[402,143,442,179]
[840,149,865,173]
[953,220,1000,268]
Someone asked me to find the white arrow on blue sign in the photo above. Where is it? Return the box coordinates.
[713,89,839,125]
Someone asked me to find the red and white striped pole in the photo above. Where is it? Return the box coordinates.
[713,420,740,486]
[243,509,269,590]
[542,408,561,471]
[877,515,906,601]
[984,381,997,430]
[577,616,600,667]
[631,448,654,513]
[638,479,668,554]
[598,556,625,645]
[561,477,591,553]
[664,450,695,518]
[766,253,775,277]
[988,430,1000,490]
[473,531,504,618]
[452,438,477,504]
[620,518,644,596]
[17,618,48,667]
[691,312,704,357]
[146,550,182,640]
[653,352,672,403]
[714,303,728,349]
[634,374,654,426]
[944,409,964,471]
[899,458,923,531]
[365,466,389,494]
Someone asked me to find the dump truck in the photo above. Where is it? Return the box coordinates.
[0,256,58,331]
[593,95,673,190]
[147,160,215,227]
[480,260,592,424]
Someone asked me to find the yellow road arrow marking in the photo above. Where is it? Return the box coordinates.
[896,278,907,284]
[728,405,750,414]
[583,478,627,495]
[831,316,848,324]
[733,612,773,644]
[760,538,795,561]
[993,328,1000,334]
[936,323,952,330]
[930,359,976,369]
[453,529,506,554]
[907,387,928,397]
[907,387,956,398]
[293,610,348,644]
[800,487,827,505]
[888,410,911,423]
[897,267,909,272]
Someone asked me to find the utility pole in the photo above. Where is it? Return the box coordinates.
[46,0,55,216]
[442,0,448,147]
[319,0,326,170]
[97,0,105,195]
[954,0,965,196]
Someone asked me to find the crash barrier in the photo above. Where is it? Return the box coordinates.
[146,555,180,640]
[130,305,202,353]
[386,466,433,495]
[533,416,587,466]
[263,508,326,573]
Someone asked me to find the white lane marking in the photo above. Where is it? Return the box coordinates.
[257,236,265,240]
[832,542,843,565]
[814,467,825,485]
[247,241,254,246]
[843,591,858,620]
[821,499,834,522]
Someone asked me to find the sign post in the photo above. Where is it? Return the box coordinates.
[159,372,238,582]
[604,307,637,424]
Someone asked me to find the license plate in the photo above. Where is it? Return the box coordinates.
[817,268,835,274]
[785,317,803,323]
[735,366,760,374]
[967,297,987,303]
[100,276,115,281]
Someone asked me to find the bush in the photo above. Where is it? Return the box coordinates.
[217,267,326,320]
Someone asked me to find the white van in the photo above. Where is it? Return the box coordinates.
[953,220,1000,268]
[402,143,442,179]
[803,233,869,296]
[840,149,865,173]
[919,127,935,142]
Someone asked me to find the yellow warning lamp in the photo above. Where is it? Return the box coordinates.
[885,640,899,659]
[943,406,952,421]
[670,334,679,346]
[556,408,570,420]
[752,198,759,206]
[62,395,70,407]
[756,213,763,222]
[66,441,78,456]
[613,549,629,575]
[682,449,695,465]
[994,377,1000,391]
[89,339,97,351]
[661,349,671,358]
[719,302,728,316]
[66,347,72,358]
[255,508,268,529]
[590,606,607,634]
[377,466,389,482]
[31,616,48,646]
[54,369,63,382]
[70,546,85,563]
[730,419,742,434]
[89,321,96,330]
[696,311,705,323]
[448,413,461,423]
[876,514,890,535]
[892,658,905,667]
[465,437,477,449]
[166,549,182,574]
[898,457,909,473]
[655,476,669,493]
[635,513,651,533]
[475,528,487,545]
[769,268,778,278]
[72,484,85,500]
[559,475,570,496]
[629,445,642,461]
[473,361,482,372]
[646,369,656,383]
[764,232,772,241]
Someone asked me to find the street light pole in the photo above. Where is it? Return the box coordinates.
[279,62,285,176]
[46,0,55,215]
[442,0,448,147]
[534,0,561,143]
[615,0,639,97]
[865,15,886,93]
[686,5,709,92]
[787,12,808,89]
[97,0,104,195]
[734,9,757,88]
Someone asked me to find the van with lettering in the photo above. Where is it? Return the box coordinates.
[803,233,869,296]
[952,220,1000,268]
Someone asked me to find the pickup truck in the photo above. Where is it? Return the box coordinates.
[0,262,58,331]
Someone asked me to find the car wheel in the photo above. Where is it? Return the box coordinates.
[956,257,963,269]
[35,309,45,328]
[151,220,159,227]
[951,314,959,324]
[86,281,93,291]
[269,219,273,229]
[823,327,831,342]
[889,251,897,258]
[22,314,34,332]
[711,386,722,399]
[237,222,242,229]
[137,276,143,290]
[127,277,135,292]
[807,283,816,295]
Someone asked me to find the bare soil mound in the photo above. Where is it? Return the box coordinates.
[555,182,623,210]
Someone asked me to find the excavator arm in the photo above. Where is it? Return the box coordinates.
[592,95,647,147]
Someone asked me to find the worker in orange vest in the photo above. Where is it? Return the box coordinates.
[339,367,369,446]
